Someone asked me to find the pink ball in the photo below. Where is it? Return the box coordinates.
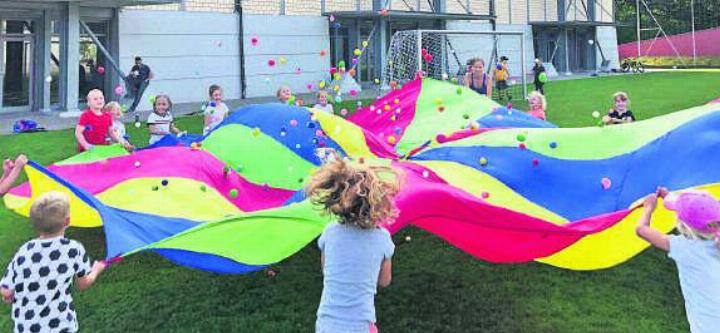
[349,90,357,96]
[481,192,490,199]
[268,59,276,67]
[113,85,124,96]
[315,129,324,137]
[330,68,337,75]
[340,108,348,116]
[601,177,612,190]
[97,66,105,75]
[532,159,539,166]
[307,84,314,91]
[251,37,259,46]
[289,119,298,127]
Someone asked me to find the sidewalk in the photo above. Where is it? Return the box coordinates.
[0,88,380,135]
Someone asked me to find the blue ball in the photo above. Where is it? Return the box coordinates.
[496,64,502,70]
[209,101,216,108]
[161,179,169,186]
[549,142,558,149]
[307,122,315,129]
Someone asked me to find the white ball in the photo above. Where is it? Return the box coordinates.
[405,236,412,242]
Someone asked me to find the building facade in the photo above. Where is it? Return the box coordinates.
[0,0,618,114]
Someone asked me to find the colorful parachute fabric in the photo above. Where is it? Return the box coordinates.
[5,78,720,273]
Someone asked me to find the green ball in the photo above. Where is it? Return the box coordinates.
[516,134,526,142]
[200,185,207,192]
[229,189,238,198]
[539,72,548,83]
[456,88,463,95]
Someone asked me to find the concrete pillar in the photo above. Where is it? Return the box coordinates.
[60,3,81,115]
[36,9,53,112]
[109,8,121,102]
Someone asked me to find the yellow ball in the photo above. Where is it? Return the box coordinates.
[394,98,400,104]
[279,57,287,65]
[374,78,380,84]
[387,136,396,144]
[388,60,394,66]
[362,40,369,48]
[434,98,443,105]
[252,128,261,136]
[354,48,362,56]
[479,157,488,166]
[384,105,391,111]
[318,81,326,89]
[333,85,340,92]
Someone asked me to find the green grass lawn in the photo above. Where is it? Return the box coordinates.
[2,72,720,332]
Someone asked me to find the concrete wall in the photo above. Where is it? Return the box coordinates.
[596,26,619,69]
[242,14,330,98]
[118,10,329,111]
[118,10,241,111]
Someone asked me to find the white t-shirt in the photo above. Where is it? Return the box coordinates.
[112,120,126,141]
[203,102,229,135]
[1,237,92,333]
[147,111,174,144]
[313,103,335,114]
[668,236,720,333]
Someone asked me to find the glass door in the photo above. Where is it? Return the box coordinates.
[1,20,34,113]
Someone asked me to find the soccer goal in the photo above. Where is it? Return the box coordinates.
[383,30,529,102]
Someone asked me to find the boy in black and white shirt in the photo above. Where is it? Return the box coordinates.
[1,191,106,333]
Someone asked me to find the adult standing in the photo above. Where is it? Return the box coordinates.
[532,58,546,94]
[128,56,153,115]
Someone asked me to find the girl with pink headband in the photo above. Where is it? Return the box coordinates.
[637,187,720,333]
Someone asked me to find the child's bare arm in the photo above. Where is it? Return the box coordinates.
[0,155,27,195]
[171,123,182,135]
[75,125,92,150]
[76,261,106,291]
[204,113,212,128]
[636,193,670,251]
[0,287,13,304]
[377,258,392,288]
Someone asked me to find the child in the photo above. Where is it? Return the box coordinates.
[313,91,334,114]
[636,187,720,332]
[74,89,132,152]
[203,84,230,135]
[603,92,635,125]
[463,58,492,98]
[277,85,293,105]
[0,155,28,196]
[1,191,106,333]
[307,159,400,333]
[147,95,182,145]
[494,56,511,102]
[532,58,546,94]
[103,102,131,148]
[527,91,547,121]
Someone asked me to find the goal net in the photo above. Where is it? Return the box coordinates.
[383,30,528,102]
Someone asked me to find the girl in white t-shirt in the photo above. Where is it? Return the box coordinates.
[147,95,182,145]
[313,90,335,114]
[637,187,720,333]
[203,84,229,135]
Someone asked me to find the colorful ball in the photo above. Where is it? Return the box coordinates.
[229,189,238,198]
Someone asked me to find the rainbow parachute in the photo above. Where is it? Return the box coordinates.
[5,78,720,273]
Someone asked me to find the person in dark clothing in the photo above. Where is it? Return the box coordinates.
[128,56,153,114]
[532,58,546,94]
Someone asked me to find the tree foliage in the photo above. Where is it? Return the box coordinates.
[615,0,720,44]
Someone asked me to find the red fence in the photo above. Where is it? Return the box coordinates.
[618,27,720,59]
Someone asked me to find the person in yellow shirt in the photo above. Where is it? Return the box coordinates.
[494,56,512,103]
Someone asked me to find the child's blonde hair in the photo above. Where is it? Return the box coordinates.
[613,91,629,103]
[317,90,329,99]
[276,85,291,98]
[676,219,720,251]
[306,159,402,229]
[29,191,70,234]
[528,91,547,110]
[103,101,121,114]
